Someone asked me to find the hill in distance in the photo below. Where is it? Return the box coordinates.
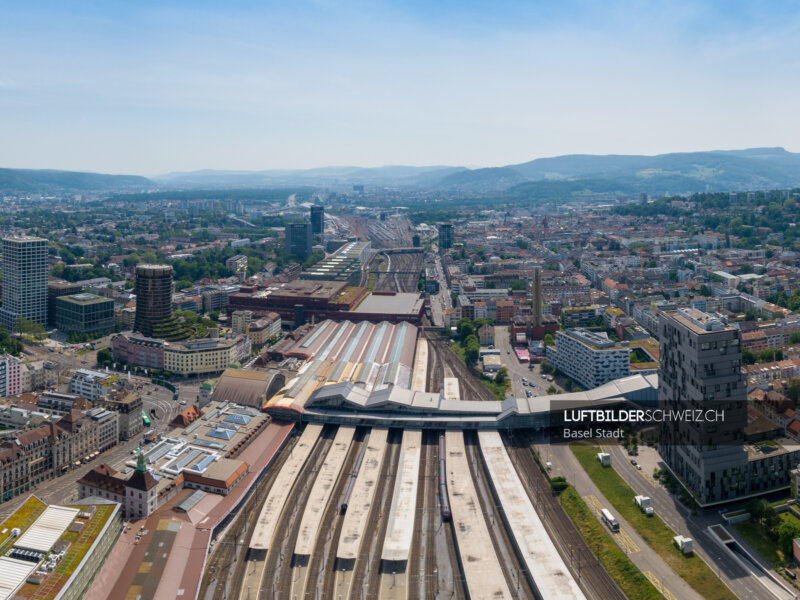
[3,147,800,199]
[0,168,153,194]
[154,147,800,198]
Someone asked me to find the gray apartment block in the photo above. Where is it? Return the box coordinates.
[0,236,48,330]
[658,309,749,503]
[546,328,630,389]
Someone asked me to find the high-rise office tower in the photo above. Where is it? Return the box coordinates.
[438,223,454,249]
[310,205,324,238]
[658,308,747,503]
[532,267,542,327]
[0,236,48,330]
[134,264,189,341]
[285,221,313,259]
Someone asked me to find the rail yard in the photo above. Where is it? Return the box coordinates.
[199,318,621,600]
[225,420,591,600]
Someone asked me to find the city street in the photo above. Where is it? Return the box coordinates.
[0,370,186,522]
[493,325,561,398]
[606,444,795,600]
[543,441,705,600]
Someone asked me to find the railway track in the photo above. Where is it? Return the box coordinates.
[463,431,536,600]
[200,431,298,600]
[265,427,336,600]
[407,432,429,600]
[425,332,442,394]
[313,429,367,600]
[374,252,423,293]
[427,336,495,402]
[501,430,626,600]
[352,429,402,600]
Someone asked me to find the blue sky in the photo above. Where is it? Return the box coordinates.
[1,1,799,175]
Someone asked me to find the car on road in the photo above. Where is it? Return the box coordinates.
[180,400,187,405]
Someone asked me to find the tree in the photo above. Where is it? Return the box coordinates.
[141,251,159,264]
[746,498,768,522]
[464,334,480,363]
[97,348,112,366]
[458,319,475,343]
[15,317,46,340]
[495,367,508,385]
[787,379,800,403]
[742,349,756,365]
[790,332,800,345]
[123,253,140,267]
[543,333,555,347]
[777,519,800,557]
[546,385,560,395]
[757,348,783,363]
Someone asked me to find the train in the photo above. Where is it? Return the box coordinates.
[438,433,452,521]
[340,444,367,514]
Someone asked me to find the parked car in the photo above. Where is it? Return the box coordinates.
[630,459,637,466]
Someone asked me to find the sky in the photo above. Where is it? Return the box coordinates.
[1,0,800,175]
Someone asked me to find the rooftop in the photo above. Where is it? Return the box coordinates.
[352,292,424,316]
[673,308,731,333]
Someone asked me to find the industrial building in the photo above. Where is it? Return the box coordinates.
[226,279,367,325]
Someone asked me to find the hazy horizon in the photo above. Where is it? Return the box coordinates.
[3,1,800,176]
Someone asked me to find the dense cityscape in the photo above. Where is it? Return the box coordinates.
[0,181,798,599]
[6,2,800,600]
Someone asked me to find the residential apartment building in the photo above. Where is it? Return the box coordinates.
[658,309,749,504]
[70,369,116,402]
[545,328,630,389]
[94,388,143,441]
[0,354,22,397]
[85,407,119,452]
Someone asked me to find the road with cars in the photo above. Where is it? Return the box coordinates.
[493,325,561,398]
